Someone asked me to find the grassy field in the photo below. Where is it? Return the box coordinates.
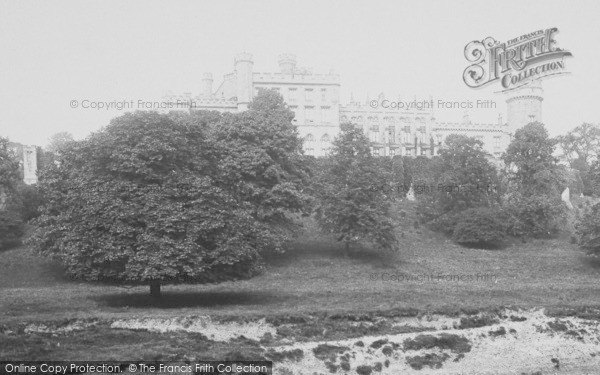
[2,221,600,324]
[3,218,600,363]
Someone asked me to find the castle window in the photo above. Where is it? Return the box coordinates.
[370,131,379,143]
[494,136,501,149]
[321,134,331,154]
[305,106,315,123]
[321,107,331,123]
[387,126,395,142]
[372,148,380,156]
[390,148,396,157]
[305,89,314,102]
[321,88,327,102]
[288,88,297,102]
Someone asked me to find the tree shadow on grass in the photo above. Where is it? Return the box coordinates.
[264,238,400,269]
[582,254,600,270]
[454,241,509,251]
[96,290,291,309]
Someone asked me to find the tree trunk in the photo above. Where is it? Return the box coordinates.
[150,281,161,298]
[344,241,350,257]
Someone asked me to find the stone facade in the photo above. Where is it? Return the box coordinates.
[8,142,38,185]
[162,53,544,158]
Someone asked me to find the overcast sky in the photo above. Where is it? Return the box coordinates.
[1,0,599,146]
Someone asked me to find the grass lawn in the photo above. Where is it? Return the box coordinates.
[3,222,600,363]
[2,223,600,325]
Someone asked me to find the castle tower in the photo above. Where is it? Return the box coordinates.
[506,80,543,134]
[278,53,297,74]
[22,145,37,185]
[234,53,254,111]
[201,73,213,98]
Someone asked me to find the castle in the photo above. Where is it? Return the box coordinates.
[13,53,544,186]
[162,53,544,158]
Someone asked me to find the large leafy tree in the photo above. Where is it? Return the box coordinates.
[556,123,600,164]
[418,135,499,233]
[556,123,600,196]
[46,131,75,155]
[0,137,25,249]
[0,137,21,201]
[502,122,566,237]
[434,135,499,213]
[37,132,76,172]
[313,123,398,254]
[31,112,262,297]
[503,122,563,196]
[207,89,312,252]
[31,91,310,297]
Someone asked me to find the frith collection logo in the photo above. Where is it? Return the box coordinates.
[463,27,572,92]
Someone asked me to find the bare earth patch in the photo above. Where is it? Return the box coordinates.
[109,316,276,341]
[264,308,600,374]
[8,308,600,374]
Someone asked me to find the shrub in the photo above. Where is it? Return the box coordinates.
[427,211,460,235]
[452,208,505,248]
[503,193,566,238]
[17,184,43,222]
[576,202,600,255]
[0,210,24,250]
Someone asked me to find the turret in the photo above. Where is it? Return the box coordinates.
[201,73,213,98]
[278,53,297,74]
[506,80,543,133]
[235,53,254,111]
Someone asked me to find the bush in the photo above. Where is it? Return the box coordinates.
[452,208,505,248]
[427,211,460,235]
[576,202,600,254]
[17,184,43,222]
[0,210,24,250]
[503,194,566,238]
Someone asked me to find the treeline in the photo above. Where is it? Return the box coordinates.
[1,90,600,295]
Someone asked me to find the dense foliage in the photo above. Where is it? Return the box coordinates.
[417,134,500,234]
[452,207,506,248]
[29,91,310,296]
[502,122,567,238]
[312,123,398,253]
[0,211,24,250]
[576,202,600,255]
[0,137,24,250]
[556,123,600,196]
